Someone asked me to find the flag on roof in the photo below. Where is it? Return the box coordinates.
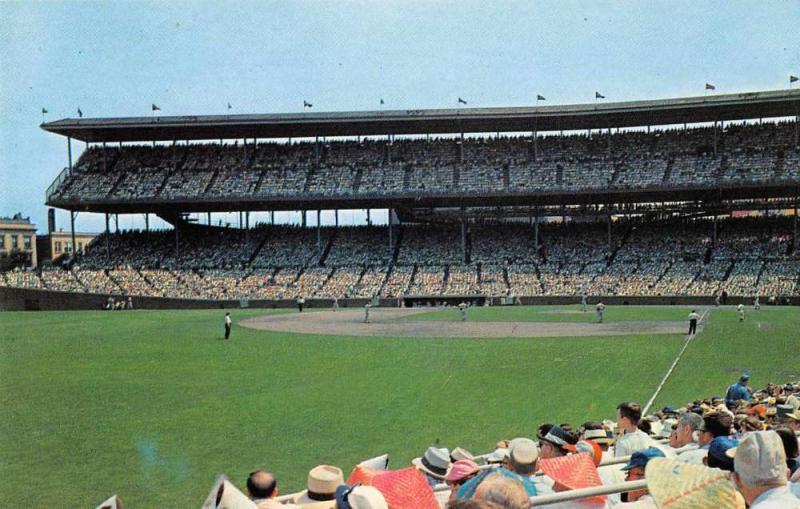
[303,100,313,108]
[458,97,467,105]
[77,108,83,118]
[537,94,546,101]
[152,104,161,111]
[705,83,716,90]
[595,91,605,99]
[227,102,232,110]
[42,107,48,114]
[380,98,384,105]
[791,75,799,83]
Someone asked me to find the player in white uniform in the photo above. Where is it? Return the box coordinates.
[737,303,745,322]
[364,303,371,323]
[458,302,467,321]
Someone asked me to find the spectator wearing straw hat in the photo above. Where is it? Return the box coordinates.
[284,465,343,507]
[537,425,577,459]
[456,439,538,500]
[412,446,451,487]
[728,431,800,508]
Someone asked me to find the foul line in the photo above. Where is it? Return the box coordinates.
[642,308,711,416]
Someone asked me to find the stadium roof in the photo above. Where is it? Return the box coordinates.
[41,89,800,143]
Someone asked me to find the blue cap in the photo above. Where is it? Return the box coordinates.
[708,437,739,471]
[740,373,750,381]
[662,406,677,415]
[621,447,665,471]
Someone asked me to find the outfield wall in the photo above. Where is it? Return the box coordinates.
[1,286,796,311]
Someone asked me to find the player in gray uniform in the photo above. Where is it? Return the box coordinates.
[332,297,339,312]
[753,294,760,310]
[596,301,606,323]
[364,303,371,323]
[580,291,588,312]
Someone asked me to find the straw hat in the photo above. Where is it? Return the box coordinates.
[290,465,344,506]
[94,495,123,509]
[335,485,388,509]
[411,447,451,480]
[645,457,744,509]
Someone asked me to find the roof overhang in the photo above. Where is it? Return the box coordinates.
[41,89,800,143]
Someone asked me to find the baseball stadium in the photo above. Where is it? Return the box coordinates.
[2,3,800,509]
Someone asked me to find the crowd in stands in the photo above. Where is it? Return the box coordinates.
[101,377,800,508]
[49,121,799,204]
[3,216,798,301]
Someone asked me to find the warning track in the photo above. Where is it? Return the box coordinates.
[240,308,689,338]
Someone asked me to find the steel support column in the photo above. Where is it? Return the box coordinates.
[145,213,150,232]
[388,209,393,253]
[67,137,73,173]
[70,210,77,259]
[302,210,307,227]
[316,210,322,256]
[461,209,466,263]
[105,213,111,263]
[335,209,339,227]
[367,209,371,226]
[607,214,612,249]
[534,212,539,249]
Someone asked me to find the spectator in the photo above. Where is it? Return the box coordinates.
[445,460,481,504]
[729,431,799,507]
[726,374,753,409]
[617,447,666,506]
[670,412,703,456]
[679,412,733,465]
[334,485,388,509]
[246,470,299,509]
[615,402,671,458]
[705,436,739,472]
[775,428,800,477]
[537,425,577,459]
[412,447,451,487]
[473,473,531,509]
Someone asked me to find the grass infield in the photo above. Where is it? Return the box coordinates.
[0,305,796,507]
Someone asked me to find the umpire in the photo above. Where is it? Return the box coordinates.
[688,309,700,335]
[224,312,232,339]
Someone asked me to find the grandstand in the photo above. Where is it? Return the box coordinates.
[2,90,800,309]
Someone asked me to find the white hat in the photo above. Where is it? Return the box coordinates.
[508,437,539,465]
[291,465,343,505]
[412,447,451,480]
[727,430,787,485]
[335,485,388,509]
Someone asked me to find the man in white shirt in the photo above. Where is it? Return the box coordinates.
[224,312,232,339]
[614,402,673,459]
[596,301,606,323]
[669,412,702,456]
[677,412,731,465]
[729,431,800,508]
[687,309,700,335]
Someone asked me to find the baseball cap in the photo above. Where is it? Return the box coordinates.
[621,447,665,471]
[740,373,750,382]
[726,430,787,485]
[707,436,739,471]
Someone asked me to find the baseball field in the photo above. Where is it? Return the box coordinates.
[0,305,797,507]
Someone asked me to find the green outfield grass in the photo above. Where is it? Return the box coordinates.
[0,305,796,507]
[394,304,694,322]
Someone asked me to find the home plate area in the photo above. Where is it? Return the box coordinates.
[240,308,688,339]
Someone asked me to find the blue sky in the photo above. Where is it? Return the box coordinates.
[1,1,798,233]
